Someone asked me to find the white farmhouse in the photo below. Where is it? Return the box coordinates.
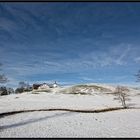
[38,83,50,90]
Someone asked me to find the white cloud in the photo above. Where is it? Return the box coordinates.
[134,57,140,63]
[0,17,16,31]
[115,45,131,65]
[75,43,132,68]
[80,77,93,81]
[0,42,135,86]
[3,44,132,78]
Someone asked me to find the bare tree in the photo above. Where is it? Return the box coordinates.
[0,63,8,84]
[113,86,130,108]
[0,63,2,70]
[19,81,26,88]
[18,81,30,88]
[0,74,8,84]
[135,70,140,82]
[15,81,32,93]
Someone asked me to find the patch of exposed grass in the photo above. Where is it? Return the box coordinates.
[60,84,112,95]
[31,89,51,94]
[31,92,40,94]
[73,84,112,92]
[37,89,51,92]
[68,92,90,95]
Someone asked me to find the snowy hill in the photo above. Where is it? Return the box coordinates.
[59,84,113,95]
[45,83,140,96]
[0,83,140,138]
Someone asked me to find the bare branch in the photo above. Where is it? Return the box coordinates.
[135,70,140,82]
[0,63,9,84]
[0,74,8,84]
[113,86,130,108]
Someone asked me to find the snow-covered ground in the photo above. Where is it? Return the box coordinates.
[0,84,140,138]
[1,110,140,138]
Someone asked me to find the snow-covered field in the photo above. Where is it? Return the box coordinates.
[0,84,140,138]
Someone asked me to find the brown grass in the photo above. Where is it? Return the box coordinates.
[31,89,51,94]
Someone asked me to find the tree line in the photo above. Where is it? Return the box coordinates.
[0,63,32,95]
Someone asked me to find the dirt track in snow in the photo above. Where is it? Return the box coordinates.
[1,107,140,119]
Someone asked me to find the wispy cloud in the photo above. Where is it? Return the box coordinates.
[0,17,16,31]
[115,44,131,65]
[134,57,140,63]
[80,77,93,81]
[1,43,135,79]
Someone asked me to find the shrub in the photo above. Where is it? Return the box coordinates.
[15,87,24,94]
[0,87,8,96]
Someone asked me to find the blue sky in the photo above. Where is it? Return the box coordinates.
[0,2,140,87]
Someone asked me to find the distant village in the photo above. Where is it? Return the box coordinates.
[0,81,60,96]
